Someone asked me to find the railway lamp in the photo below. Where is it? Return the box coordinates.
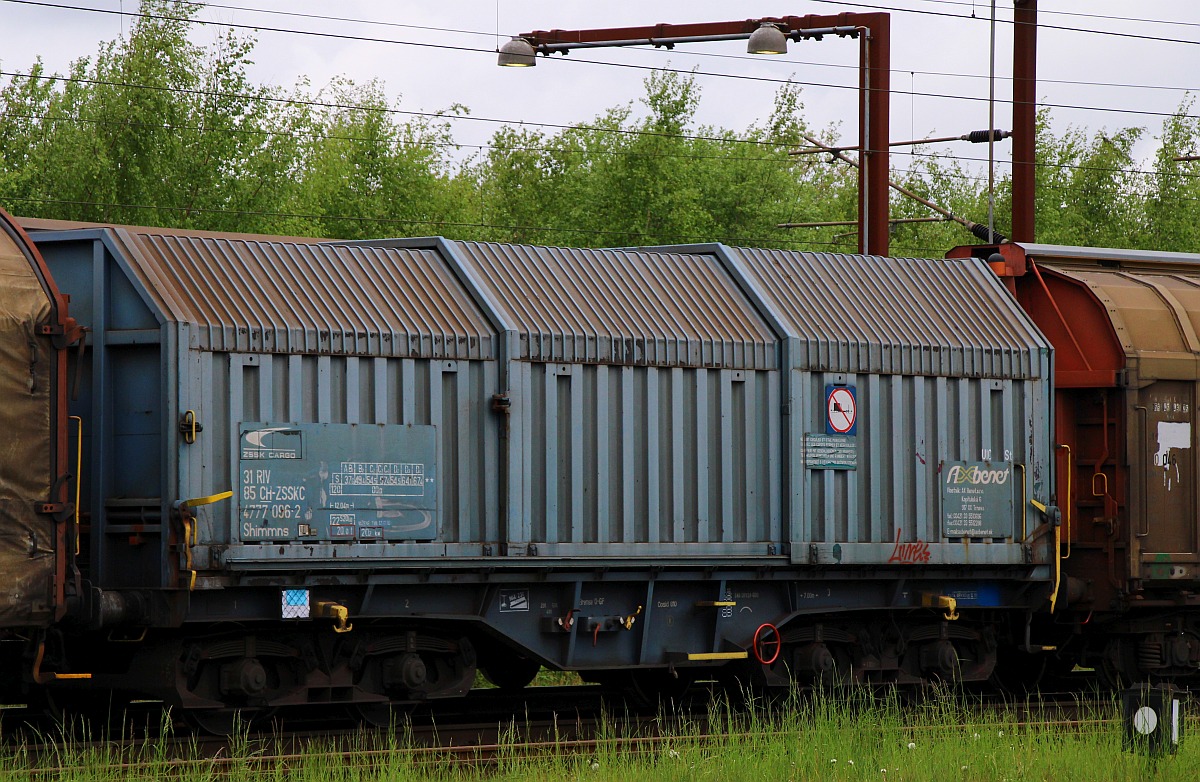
[497,37,537,67]
[496,14,893,256]
[747,22,788,54]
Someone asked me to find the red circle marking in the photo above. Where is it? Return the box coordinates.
[753,623,781,665]
[828,388,857,433]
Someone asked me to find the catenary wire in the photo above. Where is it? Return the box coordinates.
[7,70,1200,186]
[10,86,1199,186]
[4,194,903,249]
[38,0,1198,97]
[0,67,796,149]
[0,108,822,165]
[68,0,1200,96]
[5,60,1200,154]
[168,0,1200,42]
[14,197,1021,258]
[801,0,1200,48]
[4,0,1200,123]
[4,6,1199,217]
[892,0,1200,33]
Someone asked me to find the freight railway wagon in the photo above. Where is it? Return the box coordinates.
[0,208,1055,727]
[951,242,1200,688]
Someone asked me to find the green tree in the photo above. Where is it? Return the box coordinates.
[285,78,467,240]
[0,0,300,228]
[1027,109,1144,248]
[473,71,857,250]
[9,0,1200,259]
[0,0,470,238]
[1145,98,1200,252]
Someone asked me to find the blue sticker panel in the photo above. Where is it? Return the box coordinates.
[237,423,438,542]
[944,583,1003,607]
[281,589,310,618]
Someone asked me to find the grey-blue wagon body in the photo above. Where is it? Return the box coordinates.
[10,224,1056,696]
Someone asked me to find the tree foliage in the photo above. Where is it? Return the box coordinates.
[0,0,465,237]
[3,1,1200,257]
[474,72,855,249]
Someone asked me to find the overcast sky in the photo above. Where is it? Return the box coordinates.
[0,1,1196,176]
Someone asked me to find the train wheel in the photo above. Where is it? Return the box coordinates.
[1098,658,1129,691]
[991,648,1048,694]
[348,701,411,729]
[1098,640,1137,691]
[625,669,693,709]
[479,654,541,691]
[590,669,693,710]
[33,690,132,738]
[181,707,264,736]
[716,661,773,706]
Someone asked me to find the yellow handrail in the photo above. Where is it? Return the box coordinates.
[1030,491,1061,614]
[1019,454,1061,613]
[1025,490,1059,613]
[173,491,231,592]
[181,490,234,509]
[180,517,197,591]
[31,639,91,683]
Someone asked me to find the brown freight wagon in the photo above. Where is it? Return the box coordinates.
[950,241,1200,687]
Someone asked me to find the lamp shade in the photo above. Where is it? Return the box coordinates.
[747,23,788,55]
[498,37,537,67]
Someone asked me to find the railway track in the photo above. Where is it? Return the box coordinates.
[3,683,1144,776]
[6,686,698,775]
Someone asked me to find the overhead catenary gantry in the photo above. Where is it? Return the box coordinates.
[499,14,892,257]
[501,4,1043,253]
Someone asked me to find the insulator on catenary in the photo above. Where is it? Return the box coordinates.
[964,129,1012,144]
[970,223,1008,243]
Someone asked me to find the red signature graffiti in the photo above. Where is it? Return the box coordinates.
[888,527,932,564]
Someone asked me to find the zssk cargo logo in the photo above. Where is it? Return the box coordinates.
[241,427,303,460]
[945,464,1010,485]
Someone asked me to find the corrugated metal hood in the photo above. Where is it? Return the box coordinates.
[1042,264,1200,382]
[109,228,497,359]
[728,248,1048,378]
[449,241,778,370]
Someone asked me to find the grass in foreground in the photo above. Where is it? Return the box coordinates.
[1,688,1195,781]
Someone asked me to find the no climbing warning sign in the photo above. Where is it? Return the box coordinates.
[825,385,857,435]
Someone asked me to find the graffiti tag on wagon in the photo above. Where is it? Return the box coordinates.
[888,528,932,564]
